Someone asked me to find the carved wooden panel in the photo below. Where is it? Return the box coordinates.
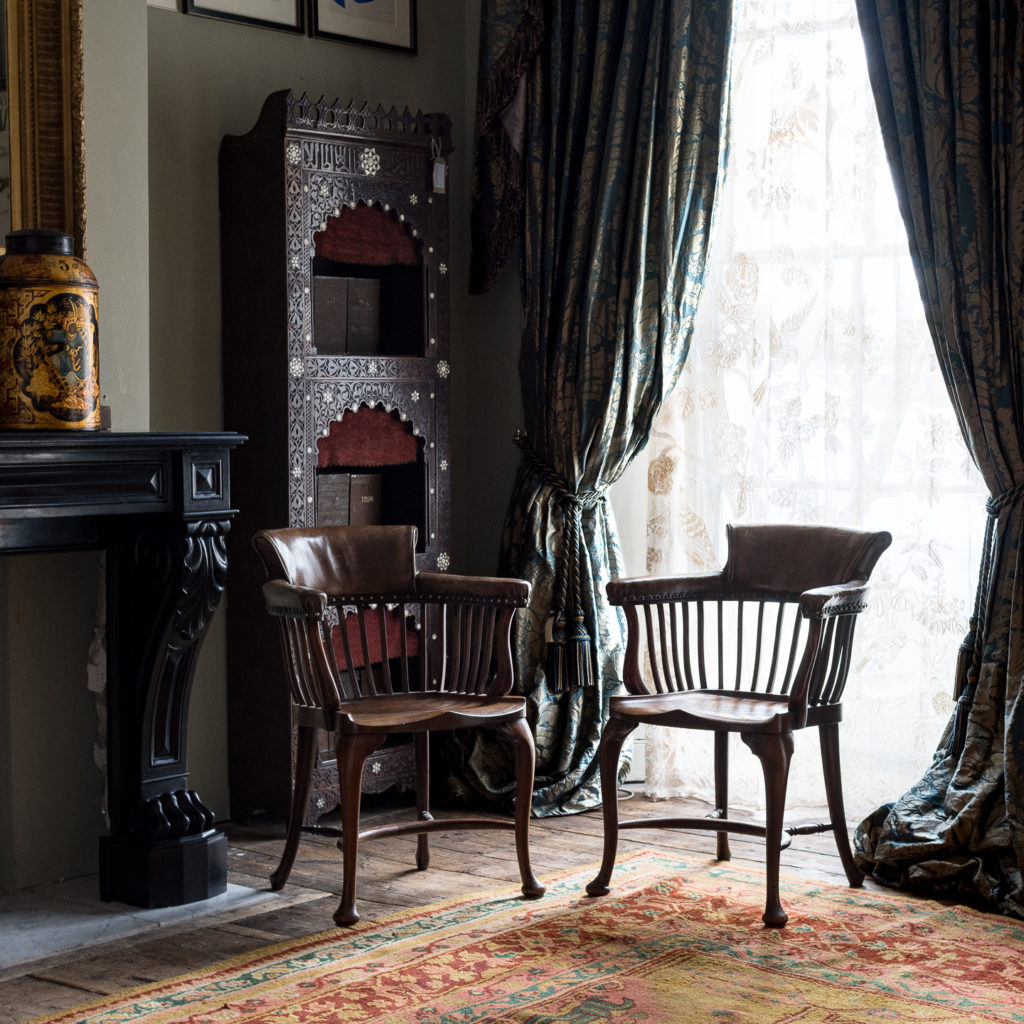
[220,92,452,825]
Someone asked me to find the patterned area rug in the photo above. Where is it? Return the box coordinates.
[30,850,1024,1023]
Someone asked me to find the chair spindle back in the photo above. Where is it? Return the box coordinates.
[630,596,859,709]
[615,524,892,718]
[254,525,523,711]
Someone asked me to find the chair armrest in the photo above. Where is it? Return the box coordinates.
[262,579,328,618]
[799,581,869,619]
[417,572,530,606]
[606,572,726,605]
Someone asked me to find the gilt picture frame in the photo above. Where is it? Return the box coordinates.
[310,0,416,54]
[4,0,86,252]
[185,0,303,33]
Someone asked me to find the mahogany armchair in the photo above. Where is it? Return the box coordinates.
[586,523,891,926]
[253,524,545,926]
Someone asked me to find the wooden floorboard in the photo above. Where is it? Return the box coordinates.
[0,790,862,1024]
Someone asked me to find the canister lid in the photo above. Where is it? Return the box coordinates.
[4,229,75,256]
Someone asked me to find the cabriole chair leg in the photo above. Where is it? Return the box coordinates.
[500,718,545,899]
[819,722,864,887]
[270,723,317,891]
[743,730,794,928]
[333,733,384,927]
[586,717,638,897]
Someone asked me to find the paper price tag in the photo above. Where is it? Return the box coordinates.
[432,138,447,194]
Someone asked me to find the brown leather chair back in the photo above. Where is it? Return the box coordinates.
[724,524,891,597]
[253,524,417,596]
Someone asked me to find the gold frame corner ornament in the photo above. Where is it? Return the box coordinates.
[6,0,86,254]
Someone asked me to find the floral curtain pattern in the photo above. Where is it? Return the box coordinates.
[453,0,733,816]
[643,0,988,818]
[852,0,1024,917]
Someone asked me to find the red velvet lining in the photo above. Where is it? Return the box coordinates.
[331,609,421,670]
[314,205,418,266]
[317,405,419,467]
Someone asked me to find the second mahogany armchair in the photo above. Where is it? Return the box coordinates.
[587,523,892,927]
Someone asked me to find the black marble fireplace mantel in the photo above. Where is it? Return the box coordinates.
[0,431,246,907]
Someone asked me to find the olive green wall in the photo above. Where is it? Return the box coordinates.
[90,0,152,430]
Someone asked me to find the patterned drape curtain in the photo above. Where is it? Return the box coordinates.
[853,1,1024,917]
[643,0,987,816]
[454,0,733,815]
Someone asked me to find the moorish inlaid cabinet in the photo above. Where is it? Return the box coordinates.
[219,91,452,825]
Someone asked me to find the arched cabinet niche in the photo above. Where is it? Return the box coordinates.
[219,92,452,825]
[312,205,425,357]
[315,405,427,551]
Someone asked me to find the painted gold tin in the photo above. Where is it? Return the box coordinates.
[0,229,100,430]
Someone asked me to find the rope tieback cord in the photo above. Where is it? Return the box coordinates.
[948,478,1024,756]
[515,432,606,691]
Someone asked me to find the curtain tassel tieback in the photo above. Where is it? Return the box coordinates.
[946,480,1024,756]
[515,432,605,692]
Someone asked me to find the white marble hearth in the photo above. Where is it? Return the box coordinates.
[0,874,288,979]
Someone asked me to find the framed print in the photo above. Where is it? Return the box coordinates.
[311,0,416,53]
[185,0,303,33]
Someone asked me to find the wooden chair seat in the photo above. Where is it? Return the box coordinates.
[253,524,545,926]
[331,692,529,732]
[609,691,793,733]
[587,523,891,927]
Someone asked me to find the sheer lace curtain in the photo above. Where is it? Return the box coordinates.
[642,0,987,814]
